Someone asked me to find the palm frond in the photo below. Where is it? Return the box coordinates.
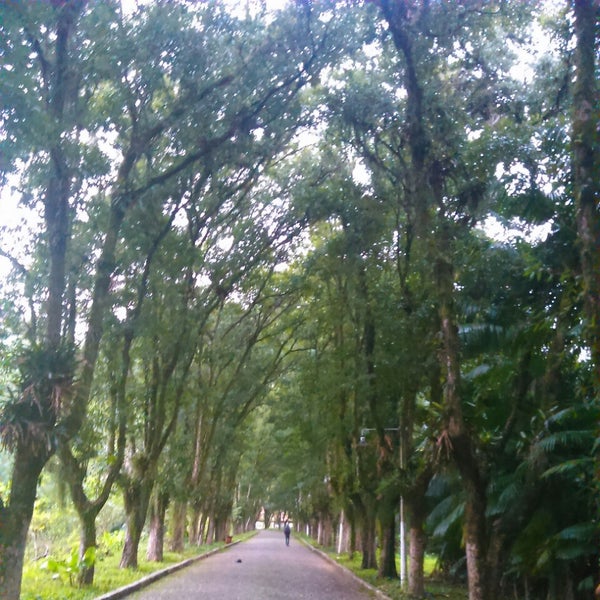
[429,498,465,538]
[542,457,594,479]
[554,522,597,541]
[537,430,594,453]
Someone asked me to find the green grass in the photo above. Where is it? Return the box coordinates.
[21,532,256,600]
[301,537,468,600]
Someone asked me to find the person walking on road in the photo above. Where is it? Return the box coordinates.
[284,521,291,546]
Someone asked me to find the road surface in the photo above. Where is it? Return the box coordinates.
[125,530,378,599]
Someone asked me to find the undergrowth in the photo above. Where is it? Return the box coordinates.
[20,532,256,600]
[301,536,468,600]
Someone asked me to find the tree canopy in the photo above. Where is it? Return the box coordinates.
[0,1,598,600]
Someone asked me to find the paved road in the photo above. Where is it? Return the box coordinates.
[126,530,377,599]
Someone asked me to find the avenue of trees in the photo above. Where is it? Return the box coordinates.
[0,2,597,600]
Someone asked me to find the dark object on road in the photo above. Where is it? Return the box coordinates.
[284,522,291,546]
[236,558,242,563]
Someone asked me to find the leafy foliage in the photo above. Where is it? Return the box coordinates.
[41,547,96,588]
[0,1,598,599]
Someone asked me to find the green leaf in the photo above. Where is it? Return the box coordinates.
[81,546,97,569]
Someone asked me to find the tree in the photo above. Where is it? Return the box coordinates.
[2,2,596,597]
[333,1,543,597]
[117,244,198,568]
[571,0,599,391]
[0,4,91,596]
[0,0,352,594]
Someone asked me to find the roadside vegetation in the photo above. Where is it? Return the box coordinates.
[1,1,597,599]
[20,531,256,600]
[306,536,467,600]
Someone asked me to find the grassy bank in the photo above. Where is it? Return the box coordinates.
[300,536,468,600]
[20,532,256,600]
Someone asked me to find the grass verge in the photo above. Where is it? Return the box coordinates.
[20,532,257,600]
[299,536,468,600]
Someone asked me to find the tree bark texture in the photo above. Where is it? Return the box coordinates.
[59,389,126,586]
[408,522,427,596]
[378,512,398,579]
[206,519,215,545]
[169,500,187,552]
[439,255,489,600]
[348,506,357,559]
[188,504,200,545]
[213,512,230,543]
[406,466,433,597]
[376,439,399,579]
[360,512,378,570]
[0,450,47,600]
[77,511,97,586]
[198,512,210,545]
[572,0,600,380]
[120,477,154,569]
[147,491,169,562]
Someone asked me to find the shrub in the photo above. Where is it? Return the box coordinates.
[41,546,96,587]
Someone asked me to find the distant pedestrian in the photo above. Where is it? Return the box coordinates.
[284,522,291,546]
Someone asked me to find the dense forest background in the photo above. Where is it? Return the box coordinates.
[0,1,598,599]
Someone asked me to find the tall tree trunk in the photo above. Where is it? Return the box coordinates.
[189,503,201,545]
[360,511,378,570]
[147,490,169,562]
[376,437,399,580]
[169,500,187,552]
[349,511,357,559]
[213,511,229,543]
[485,522,507,600]
[568,22,599,600]
[438,244,488,600]
[336,510,345,554]
[59,370,126,586]
[462,475,488,600]
[119,335,190,567]
[0,450,47,599]
[198,512,209,545]
[263,508,272,530]
[572,0,600,379]
[406,466,433,597]
[378,511,398,579]
[206,519,215,545]
[317,519,323,545]
[120,477,154,569]
[408,519,427,596]
[77,510,97,586]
